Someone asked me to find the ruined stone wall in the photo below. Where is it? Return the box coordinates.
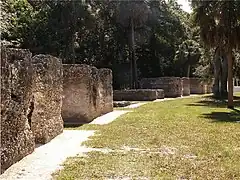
[98,68,113,114]
[62,64,113,125]
[31,55,63,144]
[113,89,164,101]
[190,78,209,94]
[207,78,214,93]
[113,89,158,101]
[182,77,190,96]
[0,49,65,173]
[140,77,182,97]
[1,48,35,173]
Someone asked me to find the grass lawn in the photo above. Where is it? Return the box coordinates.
[54,94,240,180]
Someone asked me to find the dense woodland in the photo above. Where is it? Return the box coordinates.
[1,0,240,90]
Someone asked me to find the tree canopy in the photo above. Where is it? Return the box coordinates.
[1,0,239,91]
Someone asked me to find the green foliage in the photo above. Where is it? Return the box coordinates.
[190,0,240,81]
[191,0,240,49]
[1,0,209,87]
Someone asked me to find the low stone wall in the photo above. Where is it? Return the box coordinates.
[156,89,165,99]
[113,89,164,101]
[190,78,209,94]
[140,77,182,97]
[31,55,63,144]
[62,64,113,124]
[1,48,35,173]
[182,77,190,96]
[207,79,214,93]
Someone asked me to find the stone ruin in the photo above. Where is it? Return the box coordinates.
[181,77,190,96]
[0,48,113,173]
[115,77,214,101]
[113,89,164,101]
[190,78,214,94]
[1,48,35,173]
[31,55,63,144]
[62,64,113,125]
[140,77,182,97]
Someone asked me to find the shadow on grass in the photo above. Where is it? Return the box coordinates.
[187,95,240,123]
[202,109,240,123]
[186,95,240,108]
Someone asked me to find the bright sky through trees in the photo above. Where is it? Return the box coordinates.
[177,0,192,13]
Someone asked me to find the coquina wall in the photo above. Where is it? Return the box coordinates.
[98,68,113,114]
[181,77,190,96]
[1,48,114,173]
[62,64,113,125]
[140,77,182,97]
[1,47,35,173]
[190,78,213,94]
[31,55,64,144]
[1,49,64,173]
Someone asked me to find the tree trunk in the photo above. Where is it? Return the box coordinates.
[64,32,76,64]
[227,48,234,108]
[220,52,228,97]
[187,65,190,77]
[129,17,138,89]
[63,1,77,64]
[213,47,221,97]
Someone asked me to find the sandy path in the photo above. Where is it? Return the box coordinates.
[0,130,94,180]
[90,110,130,125]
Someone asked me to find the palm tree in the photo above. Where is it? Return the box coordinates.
[115,0,150,89]
[175,39,201,77]
[191,1,240,108]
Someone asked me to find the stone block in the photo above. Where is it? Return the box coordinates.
[190,78,208,94]
[1,47,35,173]
[113,89,160,101]
[31,55,63,144]
[182,77,190,96]
[62,64,113,125]
[207,78,214,93]
[98,68,113,114]
[140,77,182,97]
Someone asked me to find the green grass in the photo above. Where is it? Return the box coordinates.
[54,93,240,180]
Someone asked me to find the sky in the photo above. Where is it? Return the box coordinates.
[177,0,192,13]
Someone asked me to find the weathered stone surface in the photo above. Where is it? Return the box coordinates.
[207,78,214,93]
[156,89,165,99]
[31,55,63,144]
[113,89,160,101]
[182,77,190,96]
[190,78,210,94]
[98,68,113,114]
[140,77,182,97]
[1,47,35,173]
[62,64,113,124]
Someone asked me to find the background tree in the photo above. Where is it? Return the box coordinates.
[191,0,240,108]
[2,0,212,90]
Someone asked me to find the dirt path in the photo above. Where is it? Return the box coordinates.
[0,130,94,180]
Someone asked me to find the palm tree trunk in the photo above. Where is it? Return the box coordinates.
[227,48,234,108]
[187,65,190,77]
[131,18,138,89]
[63,1,77,64]
[129,17,138,89]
